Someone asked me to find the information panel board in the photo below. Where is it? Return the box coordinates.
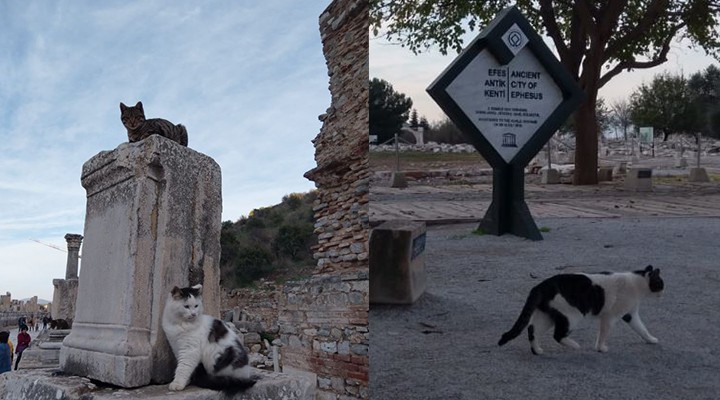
[427,7,583,240]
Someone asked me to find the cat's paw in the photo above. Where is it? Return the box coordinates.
[531,345,543,355]
[168,381,186,391]
[596,344,609,353]
[645,336,659,344]
[560,338,581,350]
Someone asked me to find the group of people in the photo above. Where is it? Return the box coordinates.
[0,326,31,374]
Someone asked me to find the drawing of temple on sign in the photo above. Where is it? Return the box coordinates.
[445,24,562,163]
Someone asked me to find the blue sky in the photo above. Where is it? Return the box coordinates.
[0,1,332,301]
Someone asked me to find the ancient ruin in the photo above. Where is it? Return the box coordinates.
[60,135,223,387]
[51,233,83,326]
[280,0,370,398]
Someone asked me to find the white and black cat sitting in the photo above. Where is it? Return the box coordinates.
[162,284,258,393]
[498,265,664,354]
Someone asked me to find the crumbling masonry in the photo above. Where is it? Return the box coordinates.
[278,0,369,399]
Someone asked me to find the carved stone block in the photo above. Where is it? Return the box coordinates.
[60,135,222,387]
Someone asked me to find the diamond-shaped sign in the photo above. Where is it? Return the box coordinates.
[427,6,583,240]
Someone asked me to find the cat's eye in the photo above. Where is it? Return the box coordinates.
[184,305,189,309]
[194,305,198,308]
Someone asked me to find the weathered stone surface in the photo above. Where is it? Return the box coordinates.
[597,167,613,182]
[291,0,369,398]
[688,167,710,182]
[540,168,560,184]
[51,278,78,324]
[390,171,408,188]
[60,135,222,387]
[624,167,653,192]
[0,368,315,400]
[369,220,427,304]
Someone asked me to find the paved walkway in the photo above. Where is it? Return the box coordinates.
[370,180,720,223]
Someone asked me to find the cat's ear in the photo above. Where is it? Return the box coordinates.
[135,101,143,111]
[192,284,203,295]
[171,286,182,299]
[644,265,653,274]
[120,102,127,111]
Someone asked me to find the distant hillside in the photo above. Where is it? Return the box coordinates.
[20,298,51,305]
[220,191,317,288]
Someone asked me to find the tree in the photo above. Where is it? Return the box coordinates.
[426,117,469,144]
[419,116,430,130]
[610,99,633,141]
[629,72,696,141]
[688,64,720,138]
[409,109,419,127]
[559,97,612,137]
[371,0,720,184]
[369,77,413,143]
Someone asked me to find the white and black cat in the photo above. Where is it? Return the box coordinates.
[120,101,188,146]
[498,265,664,354]
[162,284,257,392]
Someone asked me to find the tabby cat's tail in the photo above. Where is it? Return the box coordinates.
[191,366,258,394]
[498,286,542,346]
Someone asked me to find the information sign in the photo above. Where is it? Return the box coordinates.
[427,7,583,240]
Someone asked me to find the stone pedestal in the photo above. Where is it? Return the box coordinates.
[60,136,222,388]
[51,279,78,325]
[540,168,560,184]
[613,161,627,176]
[597,167,613,182]
[369,221,426,304]
[689,167,710,182]
[624,167,653,192]
[390,171,408,188]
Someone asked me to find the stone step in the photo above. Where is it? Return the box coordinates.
[0,368,314,400]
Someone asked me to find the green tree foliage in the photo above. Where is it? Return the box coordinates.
[220,191,317,288]
[629,72,695,140]
[687,64,720,138]
[425,117,469,144]
[559,97,612,137]
[370,77,413,143]
[409,109,419,127]
[371,0,720,184]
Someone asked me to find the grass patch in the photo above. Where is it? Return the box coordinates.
[472,227,486,236]
[539,226,551,233]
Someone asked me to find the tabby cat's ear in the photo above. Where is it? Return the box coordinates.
[136,101,143,111]
[120,102,127,111]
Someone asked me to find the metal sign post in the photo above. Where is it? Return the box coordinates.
[427,6,583,240]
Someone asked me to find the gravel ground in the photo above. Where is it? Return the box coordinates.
[369,217,720,400]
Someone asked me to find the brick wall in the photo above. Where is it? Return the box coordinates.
[279,0,369,398]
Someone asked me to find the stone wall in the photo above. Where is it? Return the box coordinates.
[223,284,280,334]
[281,0,369,399]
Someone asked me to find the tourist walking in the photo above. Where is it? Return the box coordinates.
[0,331,11,374]
[14,326,31,370]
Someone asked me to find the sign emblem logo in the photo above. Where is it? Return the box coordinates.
[501,24,528,55]
[508,31,523,47]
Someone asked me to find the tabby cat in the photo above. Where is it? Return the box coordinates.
[120,101,188,146]
[498,265,664,354]
[162,285,257,392]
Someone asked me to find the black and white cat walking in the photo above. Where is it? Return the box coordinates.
[498,265,664,354]
[162,285,257,392]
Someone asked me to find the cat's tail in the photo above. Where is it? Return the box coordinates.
[498,286,542,346]
[191,366,258,394]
